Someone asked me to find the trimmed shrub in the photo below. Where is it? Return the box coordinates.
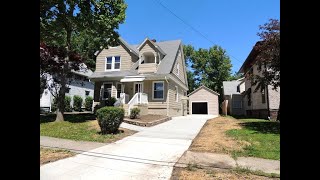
[73,95,83,111]
[84,96,93,111]
[96,107,124,134]
[64,96,72,112]
[130,107,140,119]
[106,97,117,106]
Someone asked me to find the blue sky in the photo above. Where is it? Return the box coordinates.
[118,0,280,74]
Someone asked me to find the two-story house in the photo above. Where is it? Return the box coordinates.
[239,42,280,120]
[89,37,189,117]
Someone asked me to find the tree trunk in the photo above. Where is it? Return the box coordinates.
[55,110,64,121]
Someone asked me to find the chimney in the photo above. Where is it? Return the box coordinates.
[151,39,156,42]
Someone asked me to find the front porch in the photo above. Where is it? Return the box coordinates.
[93,76,167,116]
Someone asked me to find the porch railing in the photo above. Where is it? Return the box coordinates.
[127,93,148,115]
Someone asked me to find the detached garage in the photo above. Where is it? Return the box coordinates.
[188,85,219,115]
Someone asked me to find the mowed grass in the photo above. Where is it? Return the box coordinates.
[226,119,280,160]
[40,113,136,143]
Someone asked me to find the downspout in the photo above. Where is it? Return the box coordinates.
[165,76,169,116]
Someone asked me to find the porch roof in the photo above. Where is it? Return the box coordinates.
[120,76,145,82]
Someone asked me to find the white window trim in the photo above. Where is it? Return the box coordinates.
[152,81,164,100]
[116,82,123,99]
[102,82,113,100]
[175,86,179,102]
[133,82,144,95]
[105,56,121,71]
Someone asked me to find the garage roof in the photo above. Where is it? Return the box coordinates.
[187,85,220,97]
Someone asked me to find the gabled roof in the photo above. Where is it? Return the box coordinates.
[187,85,220,97]
[90,38,183,78]
[119,37,139,57]
[238,41,263,73]
[137,38,166,56]
[222,80,242,95]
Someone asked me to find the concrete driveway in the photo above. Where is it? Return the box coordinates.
[40,115,217,180]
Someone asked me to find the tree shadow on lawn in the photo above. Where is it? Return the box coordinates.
[40,113,96,124]
[238,121,280,134]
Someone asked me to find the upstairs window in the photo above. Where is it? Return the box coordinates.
[85,90,90,96]
[236,86,240,92]
[105,56,121,71]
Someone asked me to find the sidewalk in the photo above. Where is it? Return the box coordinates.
[40,136,106,153]
[176,150,280,175]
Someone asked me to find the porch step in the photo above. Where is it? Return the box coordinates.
[123,104,129,116]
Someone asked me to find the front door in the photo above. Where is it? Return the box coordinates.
[134,82,143,94]
[134,82,143,102]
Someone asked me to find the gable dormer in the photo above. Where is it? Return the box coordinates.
[137,38,166,74]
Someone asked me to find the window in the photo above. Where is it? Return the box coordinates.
[175,86,178,102]
[85,90,90,96]
[114,56,120,69]
[106,57,112,70]
[103,83,112,99]
[66,88,71,93]
[236,86,240,92]
[261,89,266,104]
[153,81,164,100]
[105,56,121,71]
[116,83,122,99]
[247,88,251,106]
[176,63,180,76]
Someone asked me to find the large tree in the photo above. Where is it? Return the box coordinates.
[40,0,127,121]
[251,19,280,91]
[184,45,233,105]
[251,19,280,120]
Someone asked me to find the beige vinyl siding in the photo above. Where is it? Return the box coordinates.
[268,85,280,110]
[143,81,168,112]
[95,44,138,72]
[189,88,219,115]
[172,46,187,84]
[168,80,185,116]
[138,63,157,73]
[243,63,268,110]
[139,41,158,56]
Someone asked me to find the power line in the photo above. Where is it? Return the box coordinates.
[153,0,244,67]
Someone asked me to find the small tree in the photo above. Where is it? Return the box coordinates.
[73,95,83,112]
[84,96,93,111]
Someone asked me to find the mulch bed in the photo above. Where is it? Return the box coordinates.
[124,114,172,127]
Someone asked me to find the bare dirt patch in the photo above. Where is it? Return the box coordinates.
[189,116,250,154]
[171,167,278,180]
[40,147,75,165]
[126,114,168,123]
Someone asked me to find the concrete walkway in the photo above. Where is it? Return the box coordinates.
[40,115,217,180]
[177,151,280,175]
[40,136,106,153]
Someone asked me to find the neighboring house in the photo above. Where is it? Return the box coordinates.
[40,64,94,112]
[239,42,280,120]
[187,85,219,115]
[89,37,189,117]
[222,78,245,116]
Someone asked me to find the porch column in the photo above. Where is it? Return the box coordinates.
[154,52,157,64]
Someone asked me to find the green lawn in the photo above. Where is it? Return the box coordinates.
[226,119,280,160]
[40,114,136,143]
